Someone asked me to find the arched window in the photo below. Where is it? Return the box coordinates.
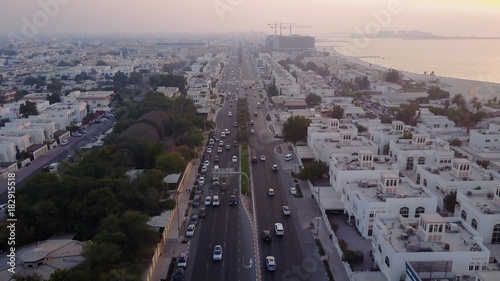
[385,256,390,268]
[400,207,409,218]
[461,210,467,221]
[415,207,425,218]
[416,173,421,184]
[492,224,500,244]
[406,157,414,170]
[471,219,478,230]
[423,179,427,187]
[418,156,425,165]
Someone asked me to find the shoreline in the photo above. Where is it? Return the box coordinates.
[327,47,500,101]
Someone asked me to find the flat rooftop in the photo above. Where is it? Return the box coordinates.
[420,164,497,182]
[392,139,449,151]
[378,216,482,253]
[332,155,396,172]
[462,191,500,215]
[346,179,431,203]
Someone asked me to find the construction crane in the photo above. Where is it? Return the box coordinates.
[267,22,294,36]
[282,24,314,36]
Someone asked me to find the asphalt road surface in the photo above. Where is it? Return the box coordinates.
[187,52,256,281]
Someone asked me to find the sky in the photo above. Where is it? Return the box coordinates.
[0,0,499,37]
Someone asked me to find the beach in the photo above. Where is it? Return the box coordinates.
[341,54,500,102]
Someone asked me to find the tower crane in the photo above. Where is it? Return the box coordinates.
[282,24,314,36]
[267,22,294,36]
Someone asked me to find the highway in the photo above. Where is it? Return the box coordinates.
[239,43,329,280]
[186,50,256,281]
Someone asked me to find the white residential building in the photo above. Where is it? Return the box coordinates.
[454,185,500,246]
[0,122,46,144]
[340,163,437,238]
[373,213,489,281]
[0,140,17,162]
[66,91,113,110]
[469,123,500,152]
[368,121,405,154]
[389,134,453,171]
[0,132,32,153]
[187,78,210,109]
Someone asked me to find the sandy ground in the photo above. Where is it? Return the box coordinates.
[341,54,500,102]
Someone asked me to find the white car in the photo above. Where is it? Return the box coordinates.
[290,187,297,195]
[227,112,232,117]
[260,155,266,161]
[186,224,195,237]
[282,206,291,216]
[198,176,205,186]
[266,256,276,271]
[274,223,284,236]
[212,195,220,206]
[206,148,212,154]
[250,129,255,134]
[60,140,69,146]
[203,160,210,167]
[224,129,230,135]
[204,196,212,206]
[232,156,238,163]
[201,165,208,173]
[219,141,224,146]
[268,189,274,196]
[213,245,223,261]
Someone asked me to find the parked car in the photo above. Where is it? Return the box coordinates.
[185,224,195,237]
[212,195,220,206]
[232,156,238,163]
[177,253,187,268]
[198,207,206,218]
[252,156,258,163]
[60,140,69,146]
[204,196,212,206]
[189,215,198,226]
[173,267,184,281]
[260,155,266,161]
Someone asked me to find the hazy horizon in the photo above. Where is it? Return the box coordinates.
[1,0,499,38]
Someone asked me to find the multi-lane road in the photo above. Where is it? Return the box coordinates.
[186,53,256,281]
[186,42,328,281]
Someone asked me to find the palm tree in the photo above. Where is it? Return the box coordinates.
[452,94,464,106]
[474,101,482,112]
[443,99,450,110]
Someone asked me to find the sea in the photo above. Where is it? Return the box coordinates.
[316,37,500,84]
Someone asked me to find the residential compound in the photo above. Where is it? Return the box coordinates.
[302,114,500,280]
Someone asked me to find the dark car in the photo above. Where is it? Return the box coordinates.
[189,215,198,225]
[173,267,184,281]
[229,195,237,205]
[272,165,278,172]
[262,230,271,242]
[213,156,220,163]
[252,156,258,163]
[198,207,206,218]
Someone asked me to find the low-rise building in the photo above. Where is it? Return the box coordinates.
[389,134,453,171]
[469,123,500,152]
[374,213,490,281]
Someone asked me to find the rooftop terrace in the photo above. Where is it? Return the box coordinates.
[378,216,483,253]
[346,178,431,203]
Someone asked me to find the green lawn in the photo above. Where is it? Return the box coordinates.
[241,145,250,194]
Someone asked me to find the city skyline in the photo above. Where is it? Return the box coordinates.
[0,0,499,38]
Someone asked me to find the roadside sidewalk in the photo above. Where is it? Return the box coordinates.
[295,179,350,281]
[150,159,199,281]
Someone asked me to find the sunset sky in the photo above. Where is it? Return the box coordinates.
[1,0,499,37]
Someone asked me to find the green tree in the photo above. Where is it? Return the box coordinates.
[427,86,450,100]
[297,160,329,184]
[443,192,457,212]
[282,115,311,145]
[57,60,72,67]
[356,124,367,133]
[15,89,29,101]
[354,76,370,90]
[74,74,83,83]
[267,84,279,97]
[128,72,144,86]
[305,93,322,105]
[330,105,344,119]
[23,76,45,87]
[96,60,108,66]
[47,93,61,104]
[476,160,490,169]
[19,100,39,117]
[11,273,43,281]
[155,152,187,174]
[449,138,462,147]
[113,71,129,91]
[386,69,401,84]
[395,102,419,125]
